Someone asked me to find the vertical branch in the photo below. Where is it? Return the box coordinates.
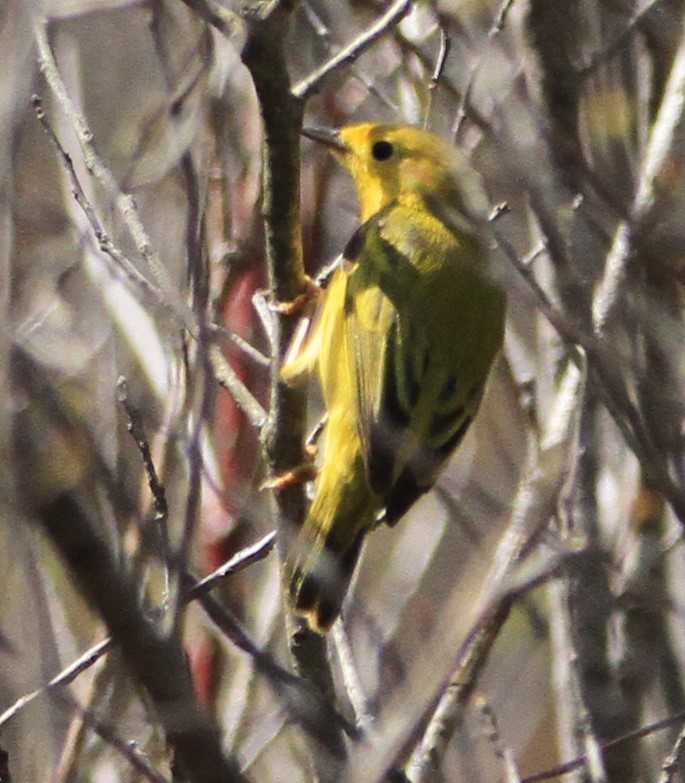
[240,3,308,566]
[239,2,348,776]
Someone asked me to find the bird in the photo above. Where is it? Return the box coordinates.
[281,122,506,633]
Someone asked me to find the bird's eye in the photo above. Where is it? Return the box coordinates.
[371,140,394,161]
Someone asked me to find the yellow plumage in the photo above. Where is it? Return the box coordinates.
[282,123,506,632]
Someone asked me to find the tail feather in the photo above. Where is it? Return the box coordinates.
[289,529,366,633]
[287,414,379,632]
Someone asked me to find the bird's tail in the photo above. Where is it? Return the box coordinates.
[288,527,366,633]
[286,458,379,633]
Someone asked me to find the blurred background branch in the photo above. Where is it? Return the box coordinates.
[3,0,685,781]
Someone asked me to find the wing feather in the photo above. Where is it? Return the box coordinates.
[342,206,502,524]
[308,201,504,528]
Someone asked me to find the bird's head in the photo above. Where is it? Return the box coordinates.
[302,122,487,224]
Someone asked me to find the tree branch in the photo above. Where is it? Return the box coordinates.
[291,0,415,100]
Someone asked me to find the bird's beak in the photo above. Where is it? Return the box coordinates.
[301,125,349,154]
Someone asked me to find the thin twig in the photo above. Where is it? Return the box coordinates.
[0,638,113,731]
[490,0,517,37]
[33,18,195,332]
[299,0,399,111]
[117,377,169,555]
[31,96,165,303]
[494,229,584,346]
[396,30,491,133]
[475,695,522,783]
[333,622,375,735]
[211,323,271,367]
[174,0,239,37]
[292,0,415,100]
[306,414,328,450]
[57,692,171,783]
[405,361,585,783]
[34,87,267,432]
[452,62,480,142]
[524,710,685,783]
[188,531,277,599]
[181,569,357,751]
[576,0,664,78]
[423,22,451,130]
[429,25,451,91]
[592,22,685,335]
[209,344,268,428]
[659,724,685,782]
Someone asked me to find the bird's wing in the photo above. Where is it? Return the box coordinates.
[342,216,437,505]
[344,209,488,525]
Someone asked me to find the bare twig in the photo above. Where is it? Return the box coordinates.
[405,361,585,783]
[31,96,166,303]
[166,0,239,38]
[660,724,685,782]
[239,2,348,776]
[57,692,171,783]
[292,0,415,100]
[576,0,664,78]
[423,22,450,130]
[209,344,268,428]
[395,30,491,133]
[475,695,522,783]
[524,710,685,783]
[306,414,328,450]
[592,23,685,335]
[298,0,400,111]
[550,576,608,783]
[181,569,357,753]
[33,17,195,331]
[188,531,277,599]
[452,62,480,142]
[490,0,517,37]
[0,637,113,731]
[34,86,267,432]
[212,323,271,367]
[333,622,375,735]
[117,377,169,554]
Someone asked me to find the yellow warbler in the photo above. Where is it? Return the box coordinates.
[282,123,506,632]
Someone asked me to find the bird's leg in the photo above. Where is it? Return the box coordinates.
[254,275,321,325]
[262,414,327,492]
